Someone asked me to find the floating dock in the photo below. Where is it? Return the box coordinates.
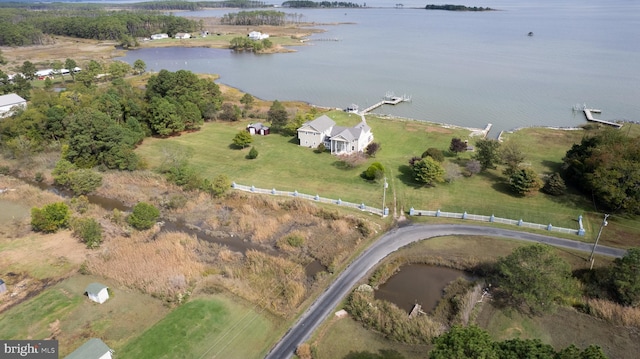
[360,92,411,115]
[583,108,622,128]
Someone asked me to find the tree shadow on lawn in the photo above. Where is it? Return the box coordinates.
[541,160,564,173]
[397,164,427,189]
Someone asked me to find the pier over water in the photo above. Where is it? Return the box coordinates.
[582,108,622,128]
[357,92,411,115]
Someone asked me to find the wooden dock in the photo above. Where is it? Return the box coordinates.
[408,303,425,318]
[360,92,411,115]
[583,108,622,128]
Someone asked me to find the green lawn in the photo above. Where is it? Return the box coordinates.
[118,295,278,359]
[0,275,169,357]
[135,113,635,244]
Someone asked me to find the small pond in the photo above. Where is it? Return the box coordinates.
[374,264,473,314]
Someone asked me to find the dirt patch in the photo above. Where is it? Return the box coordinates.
[0,37,125,71]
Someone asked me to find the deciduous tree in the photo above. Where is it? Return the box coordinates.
[412,157,445,185]
[474,139,501,170]
[494,244,579,314]
[267,100,289,132]
[449,138,467,156]
[233,130,253,148]
[610,248,640,307]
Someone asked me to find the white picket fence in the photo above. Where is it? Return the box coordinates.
[230,183,586,236]
[231,183,386,216]
[409,208,586,236]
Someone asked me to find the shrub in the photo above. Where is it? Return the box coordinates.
[314,143,326,153]
[247,146,258,159]
[211,174,231,198]
[127,202,160,230]
[68,169,103,195]
[542,172,566,196]
[34,172,44,183]
[70,195,90,214]
[365,142,381,157]
[422,147,444,162]
[363,162,385,181]
[52,159,77,187]
[31,202,70,233]
[72,217,103,248]
[465,159,482,176]
[286,234,305,247]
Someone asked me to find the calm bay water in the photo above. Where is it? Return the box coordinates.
[118,0,640,134]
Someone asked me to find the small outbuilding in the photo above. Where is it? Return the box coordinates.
[174,32,191,39]
[0,278,6,294]
[85,283,109,304]
[247,123,270,135]
[65,338,113,359]
[0,93,27,118]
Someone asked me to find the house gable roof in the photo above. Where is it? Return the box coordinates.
[65,338,111,359]
[330,120,370,142]
[85,283,108,295]
[301,115,336,133]
[0,93,26,107]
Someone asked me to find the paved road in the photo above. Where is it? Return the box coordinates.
[264,224,626,359]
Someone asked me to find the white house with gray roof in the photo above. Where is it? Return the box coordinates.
[0,93,26,118]
[297,115,373,155]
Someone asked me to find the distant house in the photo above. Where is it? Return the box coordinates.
[248,31,269,40]
[247,123,270,135]
[65,338,113,359]
[200,31,209,37]
[174,32,191,39]
[85,283,109,304]
[0,93,27,118]
[0,278,6,294]
[297,115,374,155]
[150,33,169,40]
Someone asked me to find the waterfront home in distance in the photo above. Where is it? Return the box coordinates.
[248,31,269,40]
[150,33,169,40]
[297,115,373,155]
[0,93,26,118]
[174,32,191,39]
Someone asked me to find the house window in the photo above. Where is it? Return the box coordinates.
[352,146,355,151]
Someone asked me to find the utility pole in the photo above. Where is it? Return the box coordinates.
[589,213,609,269]
[382,176,388,217]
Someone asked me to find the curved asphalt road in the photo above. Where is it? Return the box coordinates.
[264,224,626,359]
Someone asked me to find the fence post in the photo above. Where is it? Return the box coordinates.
[409,207,415,216]
[251,185,255,192]
[315,194,320,201]
[360,203,366,210]
[232,182,236,189]
[578,215,586,236]
[490,214,495,222]
[436,209,441,217]
[337,198,342,205]
[547,223,553,231]
[462,211,467,219]
[518,219,523,226]
[383,207,389,216]
[293,190,298,197]
[271,188,276,195]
